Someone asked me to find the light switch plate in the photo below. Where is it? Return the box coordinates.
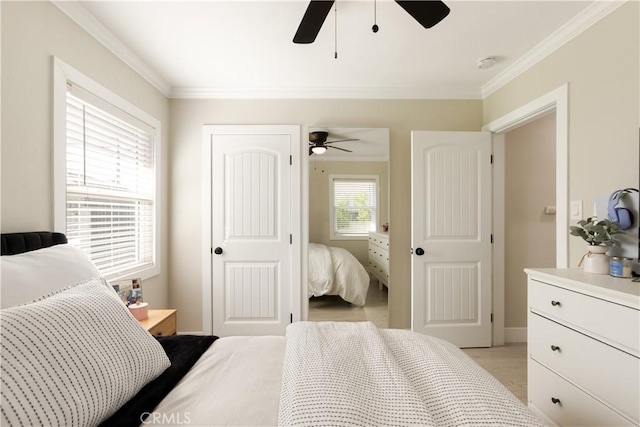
[570,200,583,220]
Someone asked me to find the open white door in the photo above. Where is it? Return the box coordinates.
[203,125,300,336]
[411,131,492,348]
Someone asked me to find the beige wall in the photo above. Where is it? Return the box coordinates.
[505,113,556,329]
[484,2,639,269]
[170,99,482,331]
[309,160,389,266]
[3,1,636,335]
[0,2,171,308]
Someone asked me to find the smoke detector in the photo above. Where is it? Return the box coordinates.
[476,56,498,69]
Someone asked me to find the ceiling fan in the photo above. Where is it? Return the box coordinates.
[293,0,450,44]
[309,131,358,156]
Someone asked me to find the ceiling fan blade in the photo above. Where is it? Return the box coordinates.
[395,0,450,29]
[328,146,353,153]
[293,1,335,44]
[324,138,359,145]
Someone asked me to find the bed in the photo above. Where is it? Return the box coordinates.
[1,232,543,427]
[308,242,370,306]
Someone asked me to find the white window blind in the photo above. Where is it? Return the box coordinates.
[65,86,156,278]
[331,176,378,238]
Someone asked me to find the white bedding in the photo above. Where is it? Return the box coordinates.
[279,322,543,427]
[308,243,370,306]
[151,336,285,426]
[151,322,542,427]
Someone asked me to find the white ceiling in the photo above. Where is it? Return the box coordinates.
[65,1,612,99]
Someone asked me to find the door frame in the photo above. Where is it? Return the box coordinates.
[201,124,302,335]
[482,83,569,345]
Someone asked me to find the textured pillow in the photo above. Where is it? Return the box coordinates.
[0,278,170,427]
[1,244,102,308]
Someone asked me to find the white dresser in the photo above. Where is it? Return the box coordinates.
[368,231,389,289]
[525,268,640,426]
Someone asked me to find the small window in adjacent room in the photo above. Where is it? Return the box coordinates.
[53,59,160,280]
[330,175,378,240]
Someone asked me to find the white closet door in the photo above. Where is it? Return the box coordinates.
[411,131,492,348]
[205,125,299,336]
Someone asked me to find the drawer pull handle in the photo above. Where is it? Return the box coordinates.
[551,300,561,307]
[550,345,561,352]
[551,397,561,405]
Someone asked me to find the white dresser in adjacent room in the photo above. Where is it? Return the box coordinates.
[525,268,640,426]
[368,231,389,289]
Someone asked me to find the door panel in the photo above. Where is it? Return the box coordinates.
[207,126,298,336]
[411,131,492,348]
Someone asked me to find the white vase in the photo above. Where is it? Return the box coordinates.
[582,245,610,274]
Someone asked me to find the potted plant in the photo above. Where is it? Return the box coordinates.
[569,217,624,274]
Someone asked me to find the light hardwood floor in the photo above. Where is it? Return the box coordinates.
[309,283,527,403]
[308,281,388,328]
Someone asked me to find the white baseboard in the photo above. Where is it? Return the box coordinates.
[505,327,527,343]
[177,331,204,336]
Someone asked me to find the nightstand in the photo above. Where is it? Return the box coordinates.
[139,309,177,336]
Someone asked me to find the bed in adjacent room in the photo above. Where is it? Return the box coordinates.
[308,242,370,306]
[0,232,543,427]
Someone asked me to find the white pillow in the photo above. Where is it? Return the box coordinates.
[0,277,170,427]
[1,244,102,308]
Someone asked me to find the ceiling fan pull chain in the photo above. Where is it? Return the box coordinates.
[372,0,379,33]
[334,0,338,59]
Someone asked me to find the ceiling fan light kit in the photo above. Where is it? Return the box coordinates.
[311,145,328,155]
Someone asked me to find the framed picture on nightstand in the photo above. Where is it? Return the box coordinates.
[112,278,143,306]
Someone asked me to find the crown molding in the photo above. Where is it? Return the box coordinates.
[52,0,625,101]
[169,86,482,100]
[51,1,172,97]
[481,0,627,99]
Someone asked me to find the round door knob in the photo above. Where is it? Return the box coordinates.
[214,247,223,255]
[415,248,425,256]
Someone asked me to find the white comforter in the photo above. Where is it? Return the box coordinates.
[279,322,543,427]
[308,243,370,306]
[151,336,285,426]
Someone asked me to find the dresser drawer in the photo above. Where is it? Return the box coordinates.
[529,360,634,426]
[368,234,389,251]
[529,279,640,355]
[372,249,388,273]
[529,313,639,423]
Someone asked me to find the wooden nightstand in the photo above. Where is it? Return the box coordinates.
[139,309,177,336]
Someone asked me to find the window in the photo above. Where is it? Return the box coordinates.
[54,59,160,280]
[330,175,378,240]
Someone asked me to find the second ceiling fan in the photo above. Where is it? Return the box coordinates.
[309,131,358,156]
[293,0,450,44]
